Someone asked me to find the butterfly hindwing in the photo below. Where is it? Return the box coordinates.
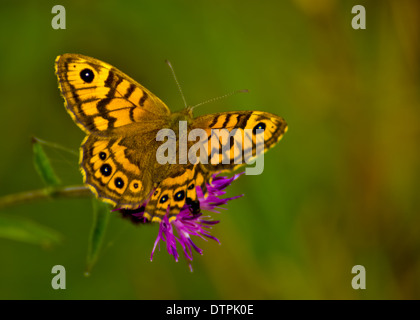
[143,164,211,222]
[80,134,155,209]
[144,165,193,222]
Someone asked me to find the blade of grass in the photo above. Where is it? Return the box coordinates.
[85,198,111,275]
[0,215,62,248]
[32,137,61,187]
[33,137,78,157]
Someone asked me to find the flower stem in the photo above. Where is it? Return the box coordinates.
[0,185,92,210]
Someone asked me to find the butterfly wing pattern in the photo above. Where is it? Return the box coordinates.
[56,54,172,209]
[55,54,287,223]
[55,53,171,134]
[192,111,287,173]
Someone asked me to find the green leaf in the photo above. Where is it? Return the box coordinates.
[32,137,61,188]
[0,215,62,247]
[85,198,111,275]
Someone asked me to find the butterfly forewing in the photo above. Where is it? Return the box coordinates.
[55,53,171,134]
[191,111,287,173]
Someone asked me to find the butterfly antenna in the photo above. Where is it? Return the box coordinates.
[191,89,249,110]
[165,60,188,109]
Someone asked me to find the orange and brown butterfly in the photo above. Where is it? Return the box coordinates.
[55,53,287,223]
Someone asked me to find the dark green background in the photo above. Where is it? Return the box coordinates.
[1,0,419,299]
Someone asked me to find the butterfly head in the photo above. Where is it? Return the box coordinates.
[171,106,194,125]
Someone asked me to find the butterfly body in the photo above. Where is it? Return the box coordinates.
[55,54,287,222]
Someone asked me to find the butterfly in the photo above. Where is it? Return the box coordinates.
[55,54,287,223]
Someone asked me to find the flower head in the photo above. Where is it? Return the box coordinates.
[119,172,243,271]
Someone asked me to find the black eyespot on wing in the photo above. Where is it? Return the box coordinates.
[80,68,94,83]
[253,122,266,134]
[115,177,124,189]
[99,152,107,160]
[100,164,112,176]
[159,195,169,204]
[188,183,195,190]
[174,190,185,202]
[133,183,139,189]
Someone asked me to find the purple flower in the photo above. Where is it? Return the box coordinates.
[119,172,243,271]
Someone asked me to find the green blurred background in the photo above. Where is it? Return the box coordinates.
[1,0,419,299]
